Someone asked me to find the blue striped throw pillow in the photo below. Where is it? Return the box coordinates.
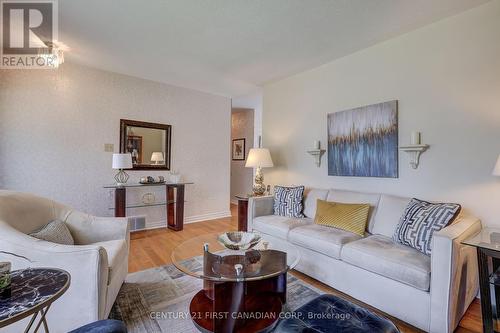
[273,186,305,218]
[393,198,461,255]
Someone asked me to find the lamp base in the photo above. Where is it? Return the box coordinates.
[114,169,129,186]
[252,167,267,196]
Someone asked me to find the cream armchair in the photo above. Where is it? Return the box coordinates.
[0,191,129,333]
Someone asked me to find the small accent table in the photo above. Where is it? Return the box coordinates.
[235,195,273,232]
[235,195,250,231]
[463,228,500,333]
[171,233,300,333]
[104,182,193,231]
[0,268,70,333]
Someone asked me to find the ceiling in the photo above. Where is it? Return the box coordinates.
[59,0,490,98]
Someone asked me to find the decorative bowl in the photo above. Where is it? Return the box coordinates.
[217,232,261,251]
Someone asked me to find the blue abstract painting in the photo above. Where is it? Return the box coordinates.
[328,101,398,178]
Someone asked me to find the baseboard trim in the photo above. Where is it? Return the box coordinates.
[185,211,232,224]
[131,211,232,231]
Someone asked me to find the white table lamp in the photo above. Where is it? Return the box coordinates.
[151,152,164,165]
[245,148,274,196]
[493,155,500,176]
[112,153,132,185]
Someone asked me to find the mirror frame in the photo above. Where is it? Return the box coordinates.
[119,119,172,170]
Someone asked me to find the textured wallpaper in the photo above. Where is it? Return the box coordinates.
[0,62,232,227]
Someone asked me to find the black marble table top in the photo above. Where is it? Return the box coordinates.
[0,268,70,326]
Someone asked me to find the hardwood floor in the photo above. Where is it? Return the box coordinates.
[129,204,482,333]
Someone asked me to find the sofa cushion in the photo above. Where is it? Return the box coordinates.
[341,235,431,291]
[314,200,370,236]
[92,239,128,281]
[273,186,305,218]
[303,189,329,218]
[253,215,311,239]
[372,194,411,238]
[393,198,461,255]
[326,190,381,232]
[289,224,362,259]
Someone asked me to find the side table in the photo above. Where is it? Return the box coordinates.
[463,228,500,333]
[235,195,249,231]
[0,268,70,332]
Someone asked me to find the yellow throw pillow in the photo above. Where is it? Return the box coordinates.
[314,199,370,236]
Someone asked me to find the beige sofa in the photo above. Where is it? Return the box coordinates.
[0,191,129,332]
[248,189,481,333]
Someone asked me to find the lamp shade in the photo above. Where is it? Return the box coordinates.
[245,148,274,168]
[493,155,500,176]
[112,153,132,169]
[151,152,164,162]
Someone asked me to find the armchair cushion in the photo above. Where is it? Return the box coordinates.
[29,220,75,245]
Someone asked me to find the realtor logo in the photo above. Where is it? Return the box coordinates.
[1,0,58,68]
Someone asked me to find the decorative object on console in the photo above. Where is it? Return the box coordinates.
[29,220,75,245]
[399,131,430,169]
[273,185,305,218]
[307,140,326,167]
[245,148,274,196]
[314,200,370,236]
[492,155,500,176]
[393,198,461,255]
[217,231,261,250]
[139,176,165,184]
[112,153,132,186]
[150,152,164,165]
[169,171,181,183]
[0,262,11,299]
[232,138,246,160]
[141,192,156,205]
[328,100,398,178]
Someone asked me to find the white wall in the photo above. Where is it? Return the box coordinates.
[0,62,232,227]
[263,1,500,226]
[231,109,254,202]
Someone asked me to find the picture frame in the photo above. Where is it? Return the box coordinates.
[232,138,246,160]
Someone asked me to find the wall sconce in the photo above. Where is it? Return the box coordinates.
[307,140,326,167]
[399,131,429,169]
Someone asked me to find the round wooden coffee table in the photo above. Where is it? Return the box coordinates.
[172,233,300,333]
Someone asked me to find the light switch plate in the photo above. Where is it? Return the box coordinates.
[104,143,114,152]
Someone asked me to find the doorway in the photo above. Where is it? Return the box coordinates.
[230,108,254,204]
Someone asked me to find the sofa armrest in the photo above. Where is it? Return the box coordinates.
[0,226,110,326]
[248,196,274,231]
[64,210,130,246]
[429,214,481,333]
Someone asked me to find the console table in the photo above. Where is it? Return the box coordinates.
[103,182,193,231]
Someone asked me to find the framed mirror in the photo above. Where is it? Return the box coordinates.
[120,119,171,170]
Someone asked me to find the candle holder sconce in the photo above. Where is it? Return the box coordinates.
[400,131,429,169]
[400,145,429,169]
[307,140,326,167]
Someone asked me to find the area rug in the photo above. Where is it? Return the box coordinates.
[110,258,323,333]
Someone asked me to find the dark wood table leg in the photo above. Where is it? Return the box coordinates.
[167,184,185,231]
[115,188,126,217]
[237,198,249,231]
[478,248,494,333]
